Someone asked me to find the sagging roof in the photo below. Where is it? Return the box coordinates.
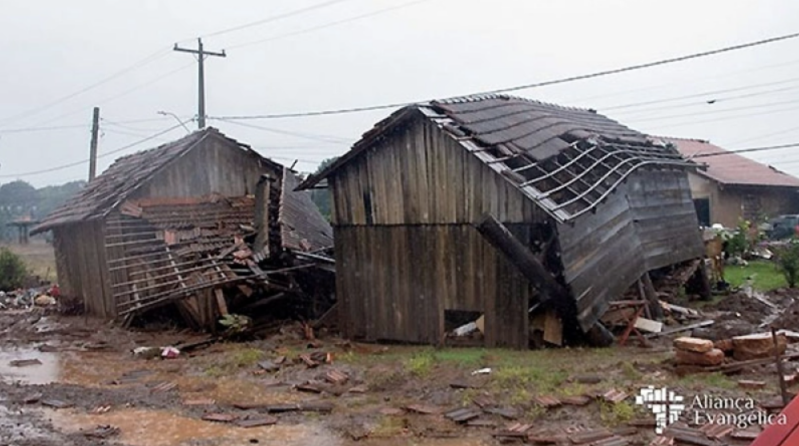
[279,168,334,252]
[663,136,799,188]
[32,127,281,234]
[299,94,694,223]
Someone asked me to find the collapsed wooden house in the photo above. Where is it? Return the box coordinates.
[298,94,706,348]
[32,127,334,329]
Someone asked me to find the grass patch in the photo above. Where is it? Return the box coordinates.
[372,415,406,437]
[678,372,737,391]
[404,350,435,377]
[621,362,643,380]
[204,365,226,378]
[492,364,568,393]
[724,260,787,291]
[229,347,265,368]
[599,401,636,426]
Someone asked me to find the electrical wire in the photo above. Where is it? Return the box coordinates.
[211,118,352,144]
[214,30,799,121]
[0,123,185,178]
[227,0,434,50]
[201,0,356,38]
[624,98,799,123]
[0,48,172,126]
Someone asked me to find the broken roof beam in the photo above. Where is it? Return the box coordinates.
[475,214,569,305]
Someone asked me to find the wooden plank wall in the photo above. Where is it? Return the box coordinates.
[52,221,113,317]
[133,136,280,200]
[330,115,544,348]
[335,225,532,348]
[330,117,546,226]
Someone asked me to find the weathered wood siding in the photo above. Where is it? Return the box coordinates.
[335,225,532,348]
[330,117,545,226]
[52,220,113,317]
[132,135,276,200]
[330,116,545,348]
[559,169,703,331]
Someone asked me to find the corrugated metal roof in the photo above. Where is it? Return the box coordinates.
[663,136,799,188]
[32,128,279,234]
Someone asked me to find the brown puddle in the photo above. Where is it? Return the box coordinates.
[0,347,60,384]
[47,408,343,446]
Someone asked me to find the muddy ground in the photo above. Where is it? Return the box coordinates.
[0,293,796,446]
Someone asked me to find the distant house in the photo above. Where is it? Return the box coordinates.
[298,95,705,348]
[32,128,332,326]
[665,137,799,228]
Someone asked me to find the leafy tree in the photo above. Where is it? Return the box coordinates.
[310,157,339,221]
[0,248,27,290]
[0,180,38,208]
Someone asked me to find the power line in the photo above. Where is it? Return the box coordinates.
[624,97,799,123]
[604,76,799,113]
[0,123,185,178]
[214,30,799,121]
[212,118,352,144]
[638,105,799,131]
[202,0,355,38]
[227,0,434,50]
[726,124,799,146]
[0,48,172,127]
[0,123,89,134]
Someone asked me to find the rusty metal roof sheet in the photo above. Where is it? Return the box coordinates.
[279,168,333,252]
[32,128,279,234]
[661,136,799,188]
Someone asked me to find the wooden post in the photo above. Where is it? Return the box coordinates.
[474,214,568,304]
[89,107,100,181]
[641,272,664,319]
[772,327,790,406]
[254,174,274,256]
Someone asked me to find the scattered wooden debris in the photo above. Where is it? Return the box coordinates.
[22,393,42,404]
[472,396,498,408]
[534,395,562,408]
[738,380,767,390]
[648,437,673,446]
[324,370,348,385]
[591,436,629,446]
[602,389,629,404]
[9,359,42,367]
[183,398,216,406]
[627,418,657,428]
[150,381,178,393]
[645,320,714,339]
[202,413,238,423]
[527,430,567,444]
[568,428,613,444]
[613,427,638,437]
[257,360,281,372]
[348,384,368,394]
[296,383,324,394]
[493,422,533,440]
[665,425,716,446]
[730,428,761,440]
[483,406,519,420]
[405,404,441,415]
[379,407,403,416]
[467,419,497,428]
[561,395,592,406]
[232,402,333,413]
[445,407,482,423]
[235,416,278,428]
[83,425,120,439]
[698,422,734,439]
[41,399,73,409]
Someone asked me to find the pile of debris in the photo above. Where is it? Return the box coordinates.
[113,168,336,332]
[0,285,59,310]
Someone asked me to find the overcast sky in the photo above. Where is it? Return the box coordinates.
[2,0,799,187]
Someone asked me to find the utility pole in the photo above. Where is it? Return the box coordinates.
[173,38,226,129]
[89,107,100,181]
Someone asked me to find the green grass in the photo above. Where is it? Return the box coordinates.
[724,260,787,291]
[404,350,436,377]
[678,372,737,391]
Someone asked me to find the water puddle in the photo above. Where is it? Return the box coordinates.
[0,347,59,384]
[48,408,343,446]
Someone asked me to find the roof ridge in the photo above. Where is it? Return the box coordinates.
[651,135,711,144]
[430,93,596,113]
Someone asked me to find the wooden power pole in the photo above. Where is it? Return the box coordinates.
[89,106,100,181]
[173,38,226,129]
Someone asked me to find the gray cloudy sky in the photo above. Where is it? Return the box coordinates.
[2,0,799,187]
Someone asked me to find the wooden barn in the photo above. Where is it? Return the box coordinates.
[298,95,706,348]
[32,127,333,328]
